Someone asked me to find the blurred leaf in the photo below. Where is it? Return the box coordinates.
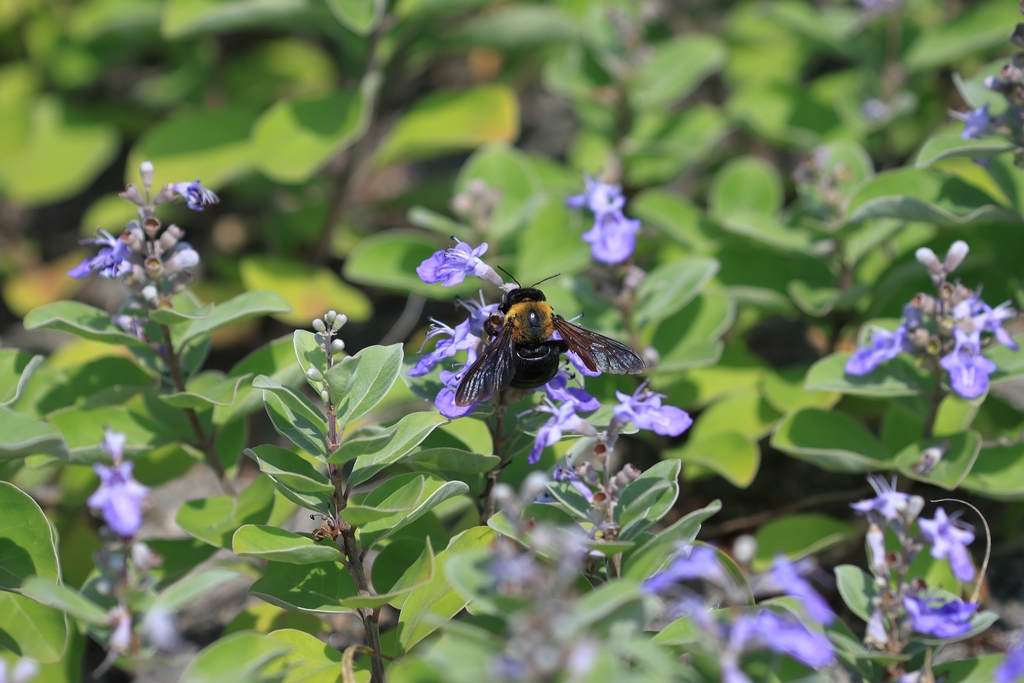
[246,444,333,512]
[457,144,542,241]
[616,460,681,541]
[239,256,371,326]
[179,291,291,349]
[805,353,931,397]
[162,0,312,38]
[252,74,377,183]
[727,85,840,149]
[397,527,496,653]
[324,343,404,427]
[249,559,358,613]
[325,0,384,34]
[932,656,1004,683]
[903,0,1021,72]
[845,168,1015,226]
[621,499,721,581]
[2,254,86,318]
[688,391,781,442]
[664,433,759,488]
[634,256,719,329]
[215,335,305,425]
[372,540,437,609]
[0,592,68,663]
[915,131,1015,168]
[178,631,290,683]
[718,212,814,254]
[453,5,577,49]
[834,564,875,621]
[961,441,1024,500]
[514,198,591,286]
[224,603,326,636]
[953,59,1007,113]
[708,156,783,218]
[344,230,480,298]
[176,476,276,549]
[760,366,839,413]
[895,431,981,491]
[148,538,219,588]
[127,108,259,189]
[23,301,149,349]
[630,188,714,251]
[0,97,118,206]
[0,407,68,460]
[160,372,251,409]
[373,85,519,168]
[788,280,866,317]
[649,293,733,374]
[624,104,729,187]
[752,514,859,570]
[233,525,343,564]
[404,448,499,477]
[0,350,42,407]
[771,408,893,473]
[152,569,241,612]
[19,577,105,626]
[69,0,162,40]
[628,34,726,111]
[0,481,60,592]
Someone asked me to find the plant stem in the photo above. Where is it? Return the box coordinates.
[340,527,385,683]
[922,356,944,440]
[480,392,509,522]
[159,324,233,494]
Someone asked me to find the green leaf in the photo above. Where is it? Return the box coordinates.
[933,656,1005,683]
[961,442,1024,500]
[628,34,726,111]
[717,211,814,254]
[487,503,579,554]
[179,291,291,348]
[149,306,212,326]
[0,350,43,407]
[47,403,175,463]
[324,343,404,427]
[834,564,876,622]
[760,366,840,413]
[752,514,859,571]
[0,406,67,460]
[444,548,526,617]
[648,293,734,374]
[23,301,149,348]
[0,481,60,592]
[664,433,760,489]
[346,542,435,609]
[360,478,470,548]
[176,476,276,549]
[147,538,218,589]
[344,230,481,298]
[262,628,343,680]
[127,107,259,189]
[373,86,519,168]
[895,431,981,491]
[159,372,251,409]
[616,460,681,541]
[325,0,384,34]
[0,592,68,663]
[178,631,290,683]
[622,499,722,581]
[152,569,241,613]
[233,525,343,564]
[245,445,334,512]
[0,96,118,206]
[342,474,425,526]
[624,104,729,187]
[915,131,1016,168]
[687,391,781,442]
[708,155,783,218]
[457,144,542,241]
[771,408,893,473]
[403,447,500,477]
[19,577,106,626]
[293,330,328,395]
[255,375,328,458]
[629,188,714,251]
[239,255,372,327]
[452,5,578,49]
[397,527,497,653]
[845,168,1015,226]
[341,412,449,484]
[514,199,592,286]
[249,560,358,614]
[215,335,305,426]
[633,256,719,329]
[804,353,931,397]
[903,0,1021,72]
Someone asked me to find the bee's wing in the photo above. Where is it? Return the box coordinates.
[454,325,516,406]
[552,316,645,375]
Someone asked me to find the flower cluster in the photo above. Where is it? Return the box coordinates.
[851,475,979,669]
[952,24,1024,155]
[88,428,149,539]
[566,175,640,264]
[643,545,836,681]
[845,240,1016,399]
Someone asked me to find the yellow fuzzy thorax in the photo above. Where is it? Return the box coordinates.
[506,300,555,343]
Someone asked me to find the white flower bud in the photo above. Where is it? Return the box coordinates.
[120,183,144,205]
[141,608,180,652]
[492,483,516,508]
[331,313,347,332]
[521,471,549,502]
[142,285,159,303]
[732,534,757,566]
[943,240,969,273]
[331,339,345,353]
[324,310,337,323]
[904,495,925,524]
[130,542,162,571]
[139,161,154,189]
[306,367,324,381]
[915,247,943,275]
[168,247,199,271]
[320,389,330,404]
[312,319,326,333]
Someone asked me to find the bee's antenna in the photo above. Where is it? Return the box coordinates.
[497,266,521,287]
[531,273,561,287]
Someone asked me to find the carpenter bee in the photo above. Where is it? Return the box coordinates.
[454,283,645,406]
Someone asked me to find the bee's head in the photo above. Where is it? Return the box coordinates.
[503,286,546,308]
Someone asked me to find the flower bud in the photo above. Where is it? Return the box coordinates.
[158,224,184,252]
[312,318,326,333]
[943,240,969,273]
[120,183,145,205]
[167,246,199,271]
[131,541,163,571]
[144,256,163,279]
[331,339,345,353]
[521,471,549,502]
[143,215,161,238]
[94,578,114,595]
[108,607,133,654]
[732,534,757,566]
[142,285,159,303]
[912,292,937,317]
[985,75,1011,93]
[915,247,943,275]
[492,483,516,508]
[332,313,347,332]
[140,160,154,190]
[866,524,888,577]
[325,310,337,323]
[902,303,924,329]
[306,367,324,381]
[904,495,925,524]
[320,389,330,404]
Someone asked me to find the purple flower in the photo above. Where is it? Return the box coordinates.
[851,475,921,525]
[563,344,600,377]
[642,545,728,592]
[67,229,134,279]
[974,299,1018,351]
[902,594,977,638]
[416,239,501,287]
[529,402,593,465]
[543,371,599,411]
[845,325,910,376]
[941,328,996,399]
[728,611,835,669]
[169,180,219,211]
[457,295,500,337]
[770,556,835,625]
[552,465,593,502]
[918,508,975,582]
[612,385,692,436]
[408,318,479,377]
[435,365,476,419]
[951,104,991,139]
[581,211,641,264]
[88,444,148,538]
[565,175,626,215]
[101,428,126,460]
[997,645,1024,683]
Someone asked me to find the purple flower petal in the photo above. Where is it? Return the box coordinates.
[918,508,975,582]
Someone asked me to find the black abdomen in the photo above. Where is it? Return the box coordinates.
[509,342,562,389]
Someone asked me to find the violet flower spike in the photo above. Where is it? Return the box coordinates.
[434,352,477,419]
[902,594,977,638]
[950,103,991,140]
[565,174,626,215]
[940,328,996,399]
[917,507,976,582]
[726,611,835,670]
[552,466,594,502]
[973,299,1019,351]
[770,555,836,625]
[642,545,729,592]
[88,430,148,539]
[543,370,599,411]
[581,210,641,265]
[613,385,692,437]
[169,180,219,211]
[67,229,134,279]
[456,294,500,337]
[850,474,921,524]
[408,318,478,377]
[528,401,593,465]
[845,325,910,376]
[416,239,503,288]
[996,644,1024,683]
